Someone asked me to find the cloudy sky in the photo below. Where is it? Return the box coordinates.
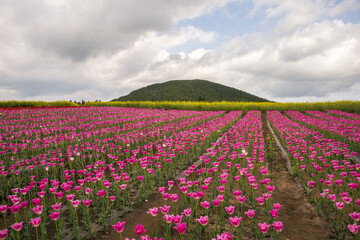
[0,0,360,102]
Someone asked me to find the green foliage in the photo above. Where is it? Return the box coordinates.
[111,79,269,102]
[0,100,78,107]
[85,100,360,113]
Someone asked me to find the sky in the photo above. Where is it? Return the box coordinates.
[0,0,360,102]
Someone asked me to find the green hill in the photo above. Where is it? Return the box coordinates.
[112,79,269,102]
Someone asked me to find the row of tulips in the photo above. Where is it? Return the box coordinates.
[326,110,360,120]
[114,111,285,239]
[268,111,359,239]
[0,108,241,239]
[285,111,360,143]
[306,111,360,127]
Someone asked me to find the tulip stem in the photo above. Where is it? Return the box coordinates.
[3,214,7,228]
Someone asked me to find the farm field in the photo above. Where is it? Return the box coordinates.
[0,106,359,240]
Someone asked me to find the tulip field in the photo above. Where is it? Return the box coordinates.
[0,106,359,240]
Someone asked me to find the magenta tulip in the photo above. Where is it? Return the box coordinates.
[112,221,125,233]
[173,222,187,234]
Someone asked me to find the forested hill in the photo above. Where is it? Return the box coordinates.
[112,79,269,102]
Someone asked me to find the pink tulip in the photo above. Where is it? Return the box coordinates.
[340,192,349,198]
[85,188,93,194]
[82,199,92,207]
[9,196,21,205]
[103,181,111,188]
[49,211,60,220]
[112,221,125,233]
[170,194,178,202]
[217,186,225,192]
[349,212,360,222]
[32,205,43,215]
[31,198,42,206]
[20,201,28,209]
[229,216,242,227]
[272,221,283,232]
[256,197,265,205]
[335,202,345,209]
[265,185,275,192]
[348,223,360,234]
[212,232,235,240]
[55,192,63,199]
[38,191,46,198]
[66,194,75,201]
[0,229,8,240]
[196,216,208,226]
[9,204,21,214]
[201,201,210,209]
[71,200,80,208]
[342,196,352,204]
[172,214,183,225]
[273,203,283,210]
[159,205,170,214]
[269,209,279,218]
[263,193,272,199]
[245,209,255,218]
[212,199,220,207]
[225,205,235,214]
[258,222,271,233]
[163,214,173,223]
[307,181,315,188]
[0,205,7,213]
[162,193,170,200]
[51,203,62,211]
[97,190,106,197]
[328,194,336,202]
[134,224,146,235]
[179,186,188,193]
[204,177,212,185]
[217,195,225,202]
[147,207,159,216]
[173,222,187,234]
[183,208,191,217]
[29,217,41,227]
[233,190,242,197]
[10,222,23,231]
[236,196,245,203]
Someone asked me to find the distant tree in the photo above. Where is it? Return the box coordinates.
[81,99,85,105]
[69,100,72,102]
[198,96,206,102]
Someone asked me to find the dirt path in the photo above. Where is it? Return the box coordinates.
[262,113,333,240]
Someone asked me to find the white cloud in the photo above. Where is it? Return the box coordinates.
[253,0,360,33]
[188,48,211,60]
[117,19,360,100]
[0,0,359,102]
